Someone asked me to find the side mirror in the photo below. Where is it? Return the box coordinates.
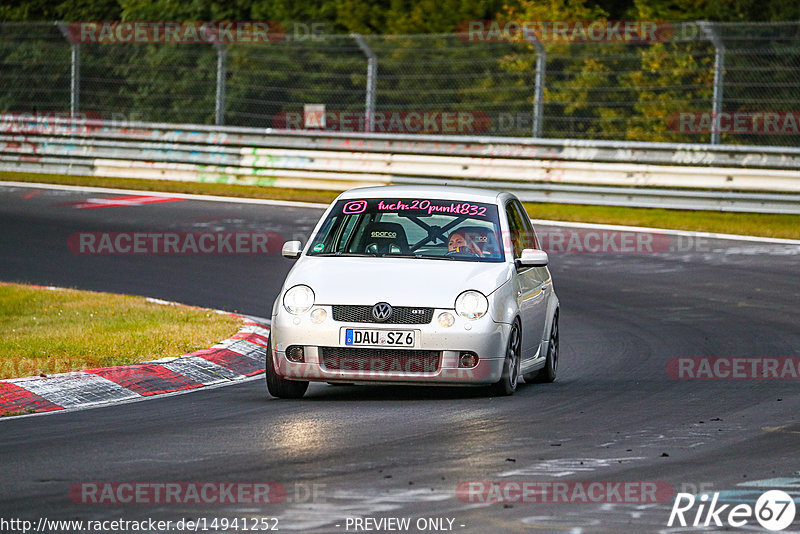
[281,240,302,259]
[517,248,548,267]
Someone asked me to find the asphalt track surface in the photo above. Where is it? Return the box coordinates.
[1,183,799,533]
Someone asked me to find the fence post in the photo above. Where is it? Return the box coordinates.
[699,21,725,145]
[215,43,227,126]
[523,28,546,138]
[352,33,377,133]
[56,22,80,119]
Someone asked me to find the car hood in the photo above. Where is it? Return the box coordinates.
[285,256,513,307]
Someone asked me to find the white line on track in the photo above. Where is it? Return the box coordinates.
[3,180,799,245]
[531,218,800,245]
[0,180,329,209]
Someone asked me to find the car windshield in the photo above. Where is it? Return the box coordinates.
[308,198,504,262]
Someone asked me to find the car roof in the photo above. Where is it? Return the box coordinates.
[337,185,509,204]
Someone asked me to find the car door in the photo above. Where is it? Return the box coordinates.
[506,200,548,362]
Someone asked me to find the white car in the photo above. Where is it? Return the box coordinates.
[266,185,559,398]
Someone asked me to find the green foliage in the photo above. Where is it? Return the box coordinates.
[633,0,800,22]
[492,0,800,142]
[1,0,798,144]
[0,1,62,21]
[0,0,120,21]
[2,0,799,26]
[0,24,70,111]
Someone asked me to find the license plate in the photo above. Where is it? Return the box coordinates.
[345,329,415,347]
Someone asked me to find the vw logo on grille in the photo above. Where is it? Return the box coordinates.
[371,302,393,322]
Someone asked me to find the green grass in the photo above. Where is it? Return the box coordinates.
[0,282,242,380]
[3,171,799,240]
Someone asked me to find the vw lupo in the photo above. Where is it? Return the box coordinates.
[266,185,559,398]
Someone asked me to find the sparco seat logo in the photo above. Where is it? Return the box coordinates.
[370,231,396,238]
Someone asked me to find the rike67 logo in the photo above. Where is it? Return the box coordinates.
[668,490,796,531]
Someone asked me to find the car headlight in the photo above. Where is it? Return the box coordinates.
[455,290,488,320]
[283,285,315,315]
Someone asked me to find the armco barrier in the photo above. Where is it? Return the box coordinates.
[1,118,800,213]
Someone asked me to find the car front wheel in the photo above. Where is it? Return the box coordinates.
[489,321,521,396]
[265,336,309,399]
[528,312,558,383]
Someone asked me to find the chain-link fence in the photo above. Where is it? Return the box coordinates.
[1,21,799,146]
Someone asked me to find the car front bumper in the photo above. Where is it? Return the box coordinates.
[270,305,510,385]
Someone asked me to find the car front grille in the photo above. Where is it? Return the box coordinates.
[331,305,433,324]
[320,347,441,373]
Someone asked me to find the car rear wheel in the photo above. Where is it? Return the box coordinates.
[265,336,309,399]
[489,321,521,396]
[527,312,558,383]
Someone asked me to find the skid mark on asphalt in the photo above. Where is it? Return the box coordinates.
[518,503,676,533]
[495,457,646,478]
[592,425,747,453]
[721,245,800,256]
[763,422,800,435]
[521,515,604,532]
[703,477,800,504]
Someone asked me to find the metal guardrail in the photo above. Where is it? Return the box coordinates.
[1,118,800,213]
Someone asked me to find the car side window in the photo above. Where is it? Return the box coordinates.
[505,203,525,258]
[336,213,361,252]
[511,201,539,250]
[506,201,539,258]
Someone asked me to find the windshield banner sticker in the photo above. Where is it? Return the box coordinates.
[369,199,489,217]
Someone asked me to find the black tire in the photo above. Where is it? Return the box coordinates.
[489,321,521,396]
[529,313,558,383]
[265,336,309,399]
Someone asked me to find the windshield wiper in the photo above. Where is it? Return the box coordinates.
[422,255,456,260]
[313,252,458,260]
[399,253,454,260]
[312,252,383,257]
